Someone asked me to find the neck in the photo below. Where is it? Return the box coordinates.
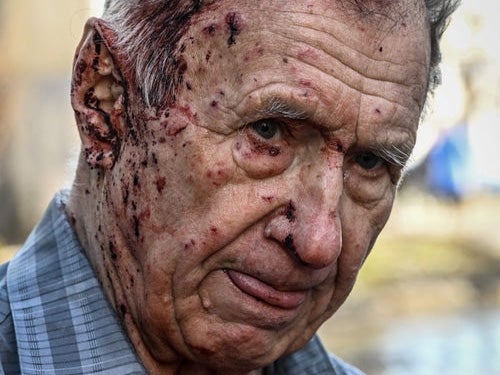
[65,163,175,373]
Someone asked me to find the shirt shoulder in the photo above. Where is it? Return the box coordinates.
[5,191,146,374]
[0,262,21,374]
[328,353,365,375]
[0,262,9,323]
[271,335,365,374]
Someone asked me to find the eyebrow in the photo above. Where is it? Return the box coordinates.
[258,97,309,120]
[374,141,414,169]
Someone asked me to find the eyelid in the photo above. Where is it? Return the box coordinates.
[350,146,407,170]
[268,117,318,141]
[368,150,391,167]
[233,118,296,178]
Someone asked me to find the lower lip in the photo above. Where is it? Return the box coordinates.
[226,270,306,310]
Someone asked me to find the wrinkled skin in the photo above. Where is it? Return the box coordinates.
[68,0,430,374]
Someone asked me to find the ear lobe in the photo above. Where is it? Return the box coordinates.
[71,17,126,169]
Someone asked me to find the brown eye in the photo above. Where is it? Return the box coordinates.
[251,120,279,139]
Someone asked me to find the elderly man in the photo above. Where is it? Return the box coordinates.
[0,0,458,374]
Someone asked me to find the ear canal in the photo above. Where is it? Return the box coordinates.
[71,18,126,169]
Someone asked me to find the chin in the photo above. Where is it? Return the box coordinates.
[180,313,321,374]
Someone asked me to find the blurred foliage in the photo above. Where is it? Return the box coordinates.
[360,236,497,287]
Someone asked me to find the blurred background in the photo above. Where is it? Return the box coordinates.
[0,1,499,374]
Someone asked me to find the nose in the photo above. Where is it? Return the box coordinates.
[265,153,344,269]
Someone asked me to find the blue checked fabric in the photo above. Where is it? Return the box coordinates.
[0,191,364,375]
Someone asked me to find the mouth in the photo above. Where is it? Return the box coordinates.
[225,269,306,310]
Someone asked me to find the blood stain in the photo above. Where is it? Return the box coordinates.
[226,12,242,46]
[156,177,166,193]
[203,24,217,36]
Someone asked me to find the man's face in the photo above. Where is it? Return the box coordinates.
[105,0,430,370]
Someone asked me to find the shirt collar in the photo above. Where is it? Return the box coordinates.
[7,191,146,373]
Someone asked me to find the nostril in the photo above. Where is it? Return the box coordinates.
[283,233,312,267]
[284,201,296,222]
[283,234,295,252]
[264,201,341,269]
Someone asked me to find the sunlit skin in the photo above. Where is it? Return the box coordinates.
[67,0,431,374]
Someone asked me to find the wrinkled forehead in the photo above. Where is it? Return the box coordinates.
[109,0,428,30]
[182,0,431,70]
[184,0,430,58]
[195,0,428,27]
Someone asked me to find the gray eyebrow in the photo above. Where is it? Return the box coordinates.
[259,97,308,120]
[375,141,414,168]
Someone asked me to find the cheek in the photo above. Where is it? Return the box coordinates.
[108,146,149,237]
[126,125,242,253]
[106,135,192,258]
[339,194,394,264]
[200,158,235,188]
[170,131,237,201]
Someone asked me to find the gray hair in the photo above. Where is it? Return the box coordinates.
[101,0,460,109]
[101,0,205,107]
[425,0,461,90]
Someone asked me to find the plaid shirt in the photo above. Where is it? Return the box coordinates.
[0,191,364,375]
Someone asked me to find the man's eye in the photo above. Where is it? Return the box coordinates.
[355,152,383,170]
[251,120,279,139]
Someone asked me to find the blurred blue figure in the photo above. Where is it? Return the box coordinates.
[426,123,475,200]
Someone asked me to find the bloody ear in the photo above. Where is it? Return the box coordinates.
[71,17,127,169]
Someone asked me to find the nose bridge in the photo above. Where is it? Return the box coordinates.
[291,152,344,268]
[298,151,343,219]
